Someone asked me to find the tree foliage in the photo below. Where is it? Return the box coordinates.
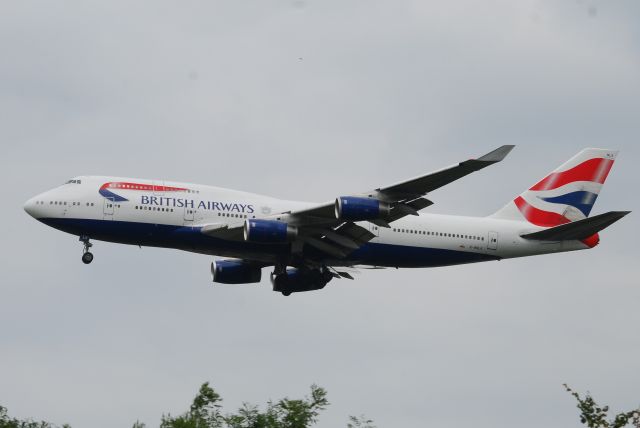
[564,384,640,428]
[346,415,376,428]
[160,382,224,428]
[0,405,70,428]
[158,382,350,428]
[6,384,640,427]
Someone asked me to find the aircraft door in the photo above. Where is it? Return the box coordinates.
[184,206,195,223]
[488,231,498,250]
[103,197,115,219]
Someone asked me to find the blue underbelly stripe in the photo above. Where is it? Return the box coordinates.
[38,218,499,268]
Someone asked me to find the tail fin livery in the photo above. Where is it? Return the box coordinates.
[492,148,618,226]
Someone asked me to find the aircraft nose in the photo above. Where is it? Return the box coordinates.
[24,197,39,218]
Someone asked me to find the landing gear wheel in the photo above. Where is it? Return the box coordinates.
[282,291,291,297]
[79,235,94,264]
[82,252,94,264]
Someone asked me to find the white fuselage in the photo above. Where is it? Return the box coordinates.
[24,176,590,268]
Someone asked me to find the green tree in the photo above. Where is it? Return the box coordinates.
[347,415,376,428]
[270,384,329,428]
[224,384,328,428]
[160,382,224,428]
[0,405,70,428]
[564,384,640,428]
[224,403,263,428]
[3,383,371,428]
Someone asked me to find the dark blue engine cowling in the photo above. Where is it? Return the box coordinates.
[211,259,262,284]
[271,267,334,295]
[244,219,297,243]
[335,196,390,221]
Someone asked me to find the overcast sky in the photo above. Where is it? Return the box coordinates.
[1,1,639,427]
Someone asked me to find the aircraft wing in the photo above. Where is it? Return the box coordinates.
[200,219,375,260]
[201,146,514,261]
[374,144,515,200]
[288,145,514,226]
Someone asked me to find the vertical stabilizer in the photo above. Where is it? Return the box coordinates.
[491,148,618,226]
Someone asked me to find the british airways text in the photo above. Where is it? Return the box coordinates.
[140,196,255,213]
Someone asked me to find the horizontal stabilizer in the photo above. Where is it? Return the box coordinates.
[521,211,630,241]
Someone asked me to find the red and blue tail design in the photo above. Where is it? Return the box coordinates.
[99,182,189,202]
[492,149,618,229]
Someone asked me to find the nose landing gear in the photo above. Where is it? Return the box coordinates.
[80,235,94,264]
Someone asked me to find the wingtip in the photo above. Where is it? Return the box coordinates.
[477,145,516,163]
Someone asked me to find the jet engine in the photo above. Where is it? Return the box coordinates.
[244,219,297,243]
[211,259,262,284]
[271,267,334,296]
[335,196,390,221]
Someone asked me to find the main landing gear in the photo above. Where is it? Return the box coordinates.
[80,235,94,264]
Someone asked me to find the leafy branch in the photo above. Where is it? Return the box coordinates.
[564,384,640,428]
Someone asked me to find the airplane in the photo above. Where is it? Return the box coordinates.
[24,146,629,296]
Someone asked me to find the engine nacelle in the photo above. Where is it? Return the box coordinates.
[335,196,390,221]
[244,219,297,243]
[271,267,334,295]
[211,259,262,284]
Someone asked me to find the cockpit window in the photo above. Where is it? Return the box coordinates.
[65,179,82,184]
